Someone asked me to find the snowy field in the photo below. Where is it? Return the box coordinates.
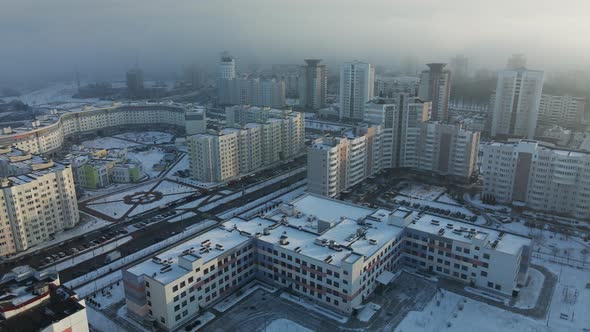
[87,307,123,332]
[514,268,544,309]
[81,137,139,149]
[114,131,174,144]
[436,193,460,205]
[396,289,551,332]
[127,147,167,178]
[2,82,99,106]
[259,319,312,332]
[397,183,446,200]
[128,180,198,217]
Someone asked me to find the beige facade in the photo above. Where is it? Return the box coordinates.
[0,104,186,155]
[0,147,79,256]
[188,108,304,183]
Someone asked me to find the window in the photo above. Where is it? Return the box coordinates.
[483,253,490,260]
[487,282,494,288]
[173,285,179,292]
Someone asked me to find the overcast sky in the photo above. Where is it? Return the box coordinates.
[2,0,590,83]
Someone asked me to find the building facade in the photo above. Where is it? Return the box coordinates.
[299,59,327,110]
[490,68,544,139]
[339,61,375,120]
[538,94,586,129]
[0,147,79,256]
[307,125,382,197]
[123,194,531,331]
[374,76,419,98]
[418,63,451,122]
[481,140,590,219]
[185,107,207,136]
[188,108,304,182]
[0,104,187,155]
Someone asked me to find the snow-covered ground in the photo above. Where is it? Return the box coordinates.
[114,131,174,144]
[2,82,99,106]
[128,180,198,217]
[514,268,544,309]
[396,290,551,332]
[259,319,312,332]
[127,147,167,178]
[81,137,139,149]
[398,183,446,200]
[213,282,277,313]
[86,306,124,332]
[436,193,459,205]
[280,292,348,324]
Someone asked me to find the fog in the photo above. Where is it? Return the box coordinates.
[2,0,590,84]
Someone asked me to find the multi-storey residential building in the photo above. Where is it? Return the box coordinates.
[361,97,479,182]
[481,140,590,219]
[307,125,382,197]
[415,122,480,180]
[0,147,79,256]
[299,59,327,110]
[219,52,236,80]
[185,107,207,136]
[126,67,144,95]
[374,76,419,98]
[188,108,304,182]
[0,104,187,155]
[0,268,89,331]
[123,194,531,331]
[339,61,375,120]
[449,55,469,79]
[538,94,586,129]
[272,64,300,98]
[491,68,544,139]
[418,63,451,122]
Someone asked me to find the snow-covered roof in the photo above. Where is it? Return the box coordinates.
[408,213,531,255]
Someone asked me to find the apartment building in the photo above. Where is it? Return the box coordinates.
[374,76,419,98]
[0,147,79,256]
[538,94,586,129]
[491,68,544,139]
[368,96,479,178]
[0,268,89,331]
[299,59,328,110]
[480,140,590,219]
[307,125,382,197]
[339,61,375,120]
[0,104,187,155]
[418,63,451,122]
[123,194,531,331]
[188,108,304,182]
[185,107,207,136]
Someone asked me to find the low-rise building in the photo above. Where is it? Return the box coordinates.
[0,267,89,332]
[71,149,143,189]
[123,194,531,331]
[0,147,79,256]
[481,139,590,219]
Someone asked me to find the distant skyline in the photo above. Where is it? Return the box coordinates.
[2,0,590,84]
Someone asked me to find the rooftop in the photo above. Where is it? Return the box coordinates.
[0,147,68,187]
[408,213,531,255]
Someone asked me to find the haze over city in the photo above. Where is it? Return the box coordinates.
[0,2,589,332]
[2,0,590,83]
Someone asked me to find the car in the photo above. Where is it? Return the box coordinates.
[58,252,66,258]
[119,229,128,234]
[51,254,59,260]
[44,256,53,262]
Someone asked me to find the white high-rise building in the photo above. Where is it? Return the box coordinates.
[481,140,590,219]
[0,147,79,256]
[491,68,544,139]
[418,63,451,122]
[219,52,236,80]
[374,76,419,98]
[299,59,327,110]
[307,125,382,197]
[185,107,207,136]
[339,61,375,120]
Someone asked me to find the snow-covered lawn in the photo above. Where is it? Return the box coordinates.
[398,183,446,200]
[259,319,312,332]
[436,193,459,205]
[514,268,544,309]
[81,137,139,149]
[396,290,550,332]
[127,181,199,217]
[114,131,174,144]
[127,147,167,178]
